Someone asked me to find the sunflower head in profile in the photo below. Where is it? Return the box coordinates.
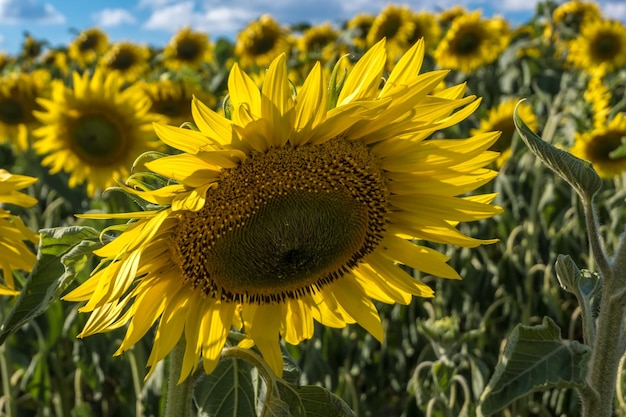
[346,13,375,50]
[0,70,49,152]
[570,113,626,178]
[366,4,415,59]
[68,28,109,67]
[64,39,502,382]
[140,78,216,128]
[98,41,151,83]
[33,70,164,197]
[434,11,510,73]
[567,19,626,74]
[163,27,213,71]
[234,14,293,69]
[0,170,39,296]
[553,0,602,37]
[471,98,538,168]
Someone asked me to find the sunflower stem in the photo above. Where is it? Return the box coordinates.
[164,339,194,417]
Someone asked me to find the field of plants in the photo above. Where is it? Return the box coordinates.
[1,0,626,416]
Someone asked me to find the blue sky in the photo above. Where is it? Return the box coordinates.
[1,0,626,55]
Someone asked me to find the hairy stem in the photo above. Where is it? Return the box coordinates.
[164,339,194,417]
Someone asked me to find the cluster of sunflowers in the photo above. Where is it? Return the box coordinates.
[1,0,626,415]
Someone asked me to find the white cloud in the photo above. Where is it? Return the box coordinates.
[92,8,137,27]
[143,2,256,36]
[603,2,626,21]
[0,0,65,24]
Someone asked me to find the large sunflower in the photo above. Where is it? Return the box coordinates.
[68,28,109,68]
[471,98,538,167]
[234,14,293,69]
[434,11,510,73]
[98,41,151,83]
[163,27,213,71]
[0,170,38,296]
[64,39,502,381]
[567,19,626,74]
[553,0,602,35]
[33,70,163,197]
[0,70,49,152]
[570,113,626,178]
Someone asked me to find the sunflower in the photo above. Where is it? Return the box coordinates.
[68,28,109,67]
[98,41,151,83]
[407,11,442,54]
[234,14,293,69]
[0,170,38,296]
[297,22,341,63]
[0,70,49,152]
[64,39,502,382]
[438,6,468,28]
[570,113,626,178]
[40,49,69,76]
[141,79,216,128]
[471,98,538,167]
[553,0,602,35]
[33,70,163,197]
[434,11,510,73]
[346,13,375,50]
[567,19,626,74]
[163,27,213,71]
[584,71,611,129]
[366,4,415,60]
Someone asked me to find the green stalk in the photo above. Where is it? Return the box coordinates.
[164,340,194,417]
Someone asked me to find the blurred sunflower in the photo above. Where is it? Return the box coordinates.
[163,27,213,71]
[33,70,163,197]
[553,0,602,36]
[471,98,537,167]
[0,170,38,296]
[407,11,442,53]
[64,39,502,381]
[98,41,151,83]
[567,19,626,74]
[234,14,293,69]
[367,4,415,59]
[40,49,69,75]
[434,11,510,73]
[141,79,216,128]
[21,33,43,60]
[584,71,611,129]
[438,6,468,28]
[346,13,375,50]
[0,70,49,152]
[68,28,109,67]
[297,22,341,63]
[570,113,626,178]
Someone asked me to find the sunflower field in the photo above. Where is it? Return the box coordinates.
[1,0,626,416]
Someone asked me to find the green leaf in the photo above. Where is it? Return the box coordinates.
[0,226,101,345]
[194,357,257,417]
[477,316,591,416]
[277,385,357,417]
[514,100,602,202]
[432,357,456,393]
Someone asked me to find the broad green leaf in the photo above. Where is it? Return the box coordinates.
[0,226,101,345]
[477,316,591,416]
[514,100,602,202]
[194,357,257,417]
[276,384,357,417]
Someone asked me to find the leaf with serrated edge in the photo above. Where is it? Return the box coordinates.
[477,316,590,416]
[514,100,602,202]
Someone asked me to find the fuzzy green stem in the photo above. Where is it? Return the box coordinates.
[0,344,14,417]
[164,339,194,417]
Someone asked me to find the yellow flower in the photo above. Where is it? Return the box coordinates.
[346,13,375,50]
[33,70,163,197]
[297,22,341,63]
[408,11,442,53]
[570,112,626,178]
[163,27,213,71]
[434,11,510,73]
[98,41,151,83]
[64,39,502,382]
[235,14,293,69]
[567,19,626,74]
[584,71,611,129]
[140,79,216,128]
[438,6,468,27]
[68,28,109,67]
[0,170,39,296]
[471,98,538,167]
[0,71,49,152]
[367,4,415,59]
[553,0,602,35]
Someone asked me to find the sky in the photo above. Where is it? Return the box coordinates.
[1,0,626,55]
